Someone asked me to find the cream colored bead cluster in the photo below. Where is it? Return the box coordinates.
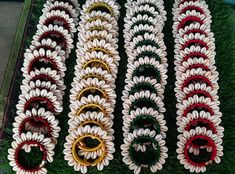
[120,0,168,173]
[63,0,120,173]
[8,0,79,173]
[172,0,224,173]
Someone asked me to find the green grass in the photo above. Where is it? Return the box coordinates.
[1,0,235,173]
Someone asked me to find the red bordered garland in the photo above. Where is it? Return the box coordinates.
[63,0,120,173]
[7,0,79,173]
[120,0,168,173]
[172,0,224,173]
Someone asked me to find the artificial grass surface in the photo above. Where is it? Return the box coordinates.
[1,0,235,173]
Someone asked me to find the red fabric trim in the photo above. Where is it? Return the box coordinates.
[18,116,52,136]
[181,39,209,50]
[182,75,212,89]
[44,16,70,31]
[183,52,208,63]
[178,16,204,30]
[34,45,54,51]
[184,135,217,167]
[183,103,215,117]
[15,140,46,172]
[187,63,210,71]
[185,118,217,133]
[28,56,58,74]
[184,89,212,100]
[184,29,208,36]
[24,97,55,113]
[31,74,57,84]
[180,6,205,15]
[39,31,67,49]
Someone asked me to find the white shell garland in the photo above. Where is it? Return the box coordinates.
[8,0,79,173]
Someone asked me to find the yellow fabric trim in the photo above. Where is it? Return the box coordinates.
[87,2,113,15]
[77,87,108,100]
[76,103,106,116]
[83,59,111,73]
[72,134,106,166]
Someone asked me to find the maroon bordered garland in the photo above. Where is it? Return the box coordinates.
[7,0,80,173]
[172,0,224,173]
